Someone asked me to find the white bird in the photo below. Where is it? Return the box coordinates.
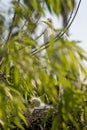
[31,18,69,55]
[30,97,45,107]
[41,18,70,102]
[41,18,56,44]
[41,18,69,50]
[29,97,52,113]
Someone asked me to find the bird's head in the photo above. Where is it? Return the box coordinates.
[47,18,53,24]
[29,97,46,108]
[41,18,53,27]
[29,97,41,108]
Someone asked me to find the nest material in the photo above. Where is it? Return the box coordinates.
[26,107,56,130]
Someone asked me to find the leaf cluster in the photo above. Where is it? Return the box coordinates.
[0,0,87,130]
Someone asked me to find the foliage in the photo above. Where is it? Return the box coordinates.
[0,0,87,129]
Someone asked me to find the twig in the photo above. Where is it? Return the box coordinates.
[5,0,20,45]
[5,12,16,45]
[0,71,11,86]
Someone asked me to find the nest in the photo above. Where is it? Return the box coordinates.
[25,107,56,130]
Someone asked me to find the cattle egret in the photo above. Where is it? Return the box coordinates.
[29,97,52,113]
[30,97,45,108]
[41,18,70,102]
[41,18,56,44]
[41,18,69,48]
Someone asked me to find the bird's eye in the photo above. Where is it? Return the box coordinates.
[47,18,52,23]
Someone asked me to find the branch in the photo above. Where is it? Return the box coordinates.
[5,0,20,45]
[0,71,11,86]
[5,12,16,45]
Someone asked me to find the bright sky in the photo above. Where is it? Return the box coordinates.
[70,0,87,51]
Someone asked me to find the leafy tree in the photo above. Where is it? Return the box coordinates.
[0,0,87,129]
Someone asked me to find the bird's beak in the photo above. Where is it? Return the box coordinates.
[40,20,47,24]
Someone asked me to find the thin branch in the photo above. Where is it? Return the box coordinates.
[35,31,45,40]
[5,0,20,45]
[0,71,12,86]
[5,12,16,45]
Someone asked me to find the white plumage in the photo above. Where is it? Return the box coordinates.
[41,18,56,44]
[29,97,52,113]
[41,18,69,48]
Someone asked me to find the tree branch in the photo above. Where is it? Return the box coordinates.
[0,71,11,86]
